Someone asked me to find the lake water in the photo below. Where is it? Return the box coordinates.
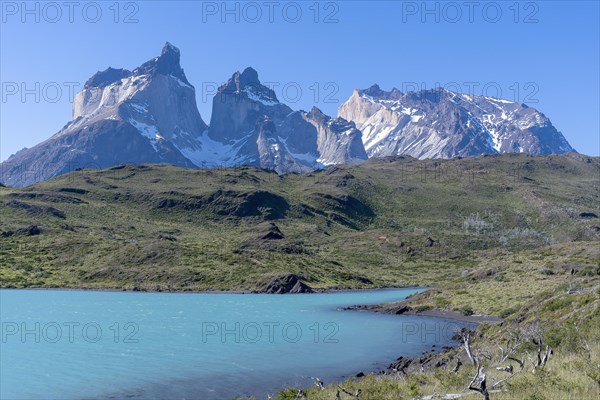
[0,289,471,399]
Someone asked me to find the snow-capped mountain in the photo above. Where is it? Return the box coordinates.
[202,67,367,173]
[302,107,367,165]
[0,44,366,186]
[338,85,574,159]
[0,43,576,187]
[0,43,205,187]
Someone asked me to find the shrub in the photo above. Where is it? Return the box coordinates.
[435,297,451,308]
[415,304,432,312]
[499,305,520,319]
[542,297,573,312]
[460,305,474,316]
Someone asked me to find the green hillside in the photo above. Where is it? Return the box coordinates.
[0,153,598,291]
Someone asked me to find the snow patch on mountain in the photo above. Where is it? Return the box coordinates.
[339,86,574,159]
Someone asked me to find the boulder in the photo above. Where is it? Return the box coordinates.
[258,274,313,294]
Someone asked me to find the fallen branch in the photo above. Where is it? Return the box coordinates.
[417,391,504,400]
[337,385,361,399]
[453,358,462,373]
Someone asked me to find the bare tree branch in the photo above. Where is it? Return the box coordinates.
[467,364,490,400]
[462,333,476,367]
[337,385,361,399]
[507,356,525,371]
[313,377,324,390]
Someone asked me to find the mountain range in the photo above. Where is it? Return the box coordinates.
[0,43,574,187]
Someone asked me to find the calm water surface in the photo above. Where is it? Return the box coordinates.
[0,289,471,399]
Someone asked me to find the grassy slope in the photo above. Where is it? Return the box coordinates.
[272,242,600,399]
[0,153,598,291]
[1,153,599,399]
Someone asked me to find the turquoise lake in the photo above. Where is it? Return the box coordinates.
[0,289,471,399]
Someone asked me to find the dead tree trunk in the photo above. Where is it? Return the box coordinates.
[462,333,476,367]
[528,337,552,373]
[468,365,490,400]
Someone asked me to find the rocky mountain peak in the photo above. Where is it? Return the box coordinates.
[218,67,278,105]
[360,84,385,97]
[256,115,276,134]
[84,67,131,89]
[307,106,327,123]
[0,45,577,188]
[360,84,402,100]
[239,67,260,88]
[339,84,574,159]
[132,42,190,85]
[162,41,180,56]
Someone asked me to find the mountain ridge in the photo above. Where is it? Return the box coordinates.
[0,42,575,187]
[339,85,574,159]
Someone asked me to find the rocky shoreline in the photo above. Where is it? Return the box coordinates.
[339,289,503,377]
[341,302,503,325]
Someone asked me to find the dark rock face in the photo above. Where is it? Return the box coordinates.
[7,191,85,204]
[237,222,309,255]
[134,42,191,85]
[339,86,574,159]
[258,274,313,294]
[389,356,412,373]
[310,193,375,221]
[84,67,131,89]
[258,223,285,241]
[149,189,289,220]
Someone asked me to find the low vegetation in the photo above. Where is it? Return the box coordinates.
[1,153,598,398]
[1,153,598,293]
[267,243,599,399]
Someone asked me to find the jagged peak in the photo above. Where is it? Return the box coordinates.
[305,106,329,125]
[225,67,261,91]
[358,84,402,100]
[308,106,326,117]
[305,107,357,133]
[132,42,190,85]
[84,67,131,89]
[240,67,259,87]
[364,84,382,94]
[162,41,180,56]
[217,67,279,104]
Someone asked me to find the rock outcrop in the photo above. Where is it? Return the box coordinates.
[257,274,313,294]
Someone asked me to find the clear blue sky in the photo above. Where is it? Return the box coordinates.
[1,0,599,160]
